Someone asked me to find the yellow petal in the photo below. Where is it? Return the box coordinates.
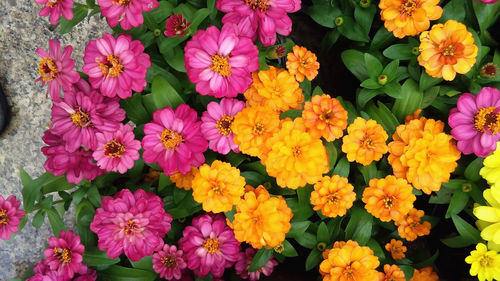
[442,64,457,81]
[453,59,471,74]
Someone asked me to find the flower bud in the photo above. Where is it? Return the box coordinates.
[335,16,344,27]
[360,0,371,8]
[480,62,498,79]
[267,45,286,59]
[378,74,388,85]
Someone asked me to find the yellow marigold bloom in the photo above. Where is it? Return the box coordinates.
[302,94,348,142]
[385,239,407,260]
[232,106,281,158]
[465,243,500,281]
[232,185,293,249]
[169,167,198,190]
[244,66,304,113]
[409,267,439,281]
[319,240,380,281]
[264,118,329,189]
[362,176,416,222]
[310,175,356,217]
[379,0,443,39]
[480,148,500,190]
[474,188,500,244]
[342,118,389,166]
[395,208,431,241]
[418,20,478,81]
[286,45,320,82]
[191,160,245,213]
[379,264,406,281]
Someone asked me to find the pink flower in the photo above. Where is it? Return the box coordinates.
[201,98,245,154]
[73,267,98,281]
[90,189,172,261]
[0,195,25,240]
[82,34,151,99]
[30,261,96,281]
[142,105,208,176]
[35,0,74,25]
[184,24,259,98]
[36,40,80,101]
[473,0,498,3]
[235,247,278,280]
[152,244,187,280]
[449,87,500,157]
[216,0,301,46]
[93,124,141,174]
[97,0,159,30]
[50,90,125,152]
[179,213,240,278]
[43,230,85,280]
[41,129,103,184]
[165,14,191,37]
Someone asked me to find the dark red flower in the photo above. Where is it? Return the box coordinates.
[164,14,191,37]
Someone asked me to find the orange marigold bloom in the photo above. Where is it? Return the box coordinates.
[310,175,356,217]
[395,208,431,241]
[418,20,478,81]
[319,240,380,281]
[379,264,406,281]
[232,106,281,158]
[244,66,304,113]
[379,0,443,39]
[232,185,293,249]
[264,118,329,189]
[286,45,320,82]
[342,117,389,166]
[191,160,245,213]
[302,94,348,142]
[385,239,407,260]
[409,267,439,281]
[362,176,416,222]
[169,167,199,190]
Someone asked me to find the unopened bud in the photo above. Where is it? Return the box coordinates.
[378,74,388,85]
[480,62,499,79]
[462,183,472,193]
[267,45,286,59]
[359,0,371,8]
[335,16,344,27]
[154,29,162,37]
[412,47,420,55]
[317,242,327,251]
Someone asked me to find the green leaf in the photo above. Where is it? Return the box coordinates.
[383,82,403,99]
[120,93,152,125]
[345,206,373,245]
[383,44,414,60]
[313,86,324,96]
[241,171,267,187]
[76,200,97,248]
[441,0,466,23]
[392,79,423,121]
[161,46,186,72]
[366,101,399,134]
[40,174,75,194]
[414,250,439,268]
[98,265,157,281]
[446,190,470,218]
[341,50,369,81]
[189,8,211,29]
[354,4,376,35]
[59,6,88,34]
[157,36,189,57]
[367,239,386,261]
[419,72,443,91]
[364,53,383,79]
[333,157,350,178]
[441,235,475,248]
[151,76,184,110]
[249,248,273,272]
[357,88,380,108]
[305,248,322,271]
[20,168,39,213]
[399,265,414,281]
[451,215,482,244]
[301,79,312,100]
[383,60,400,81]
[280,109,303,120]
[87,186,101,207]
[158,174,173,192]
[473,1,500,33]
[358,163,377,185]
[32,210,46,228]
[47,207,65,236]
[287,221,311,238]
[307,2,341,28]
[226,152,247,167]
[173,188,188,204]
[224,206,236,223]
[429,187,454,204]
[286,198,314,221]
[317,222,330,243]
[324,141,338,171]
[360,79,383,89]
[130,256,154,272]
[465,158,484,182]
[281,240,299,257]
[338,16,370,42]
[295,232,317,249]
[371,26,395,50]
[422,86,440,109]
[297,185,313,205]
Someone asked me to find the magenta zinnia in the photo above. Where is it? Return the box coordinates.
[35,0,74,25]
[235,247,278,280]
[184,24,259,98]
[449,87,500,157]
[152,244,187,280]
[165,14,191,37]
[82,34,151,99]
[0,195,25,240]
[43,230,85,280]
[179,213,240,279]
[142,104,208,176]
[201,98,245,154]
[97,0,159,30]
[36,39,80,100]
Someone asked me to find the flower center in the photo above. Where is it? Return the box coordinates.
[210,55,232,77]
[474,107,500,134]
[479,255,493,267]
[161,255,177,268]
[327,193,339,204]
[47,0,61,8]
[38,57,58,82]
[216,115,234,136]
[97,54,124,78]
[104,139,126,158]
[253,123,265,135]
[400,0,418,16]
[112,0,132,6]
[53,247,72,264]
[70,107,92,128]
[0,209,8,225]
[442,44,455,57]
[383,196,396,209]
[160,129,184,150]
[343,265,354,277]
[274,243,284,253]
[202,238,220,254]
[319,110,332,123]
[245,0,270,12]
[361,136,373,149]
[124,219,136,234]
[212,185,223,195]
[292,145,302,157]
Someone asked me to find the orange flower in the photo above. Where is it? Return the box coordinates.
[342,117,389,166]
[310,175,356,217]
[302,94,348,141]
[379,264,406,281]
[362,176,416,222]
[244,66,304,113]
[418,20,478,81]
[379,0,443,39]
[395,208,431,241]
[286,45,320,82]
[409,267,439,281]
[169,167,199,190]
[191,160,245,213]
[232,185,293,249]
[319,240,380,281]
[385,239,407,260]
[144,168,161,182]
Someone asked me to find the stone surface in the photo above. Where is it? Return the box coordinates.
[0,1,109,279]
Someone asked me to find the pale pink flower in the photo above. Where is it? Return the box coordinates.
[97,0,159,30]
[35,0,74,25]
[152,244,187,280]
[0,195,25,240]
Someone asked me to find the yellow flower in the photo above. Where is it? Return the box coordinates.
[418,20,478,81]
[465,243,500,281]
[310,175,356,217]
[385,239,407,260]
[474,188,500,244]
[409,267,439,281]
[286,45,320,82]
[395,208,431,241]
[480,147,500,190]
[302,94,348,142]
[244,66,304,113]
[342,117,388,166]
[191,160,245,213]
[264,118,329,189]
[169,167,199,190]
[232,185,293,249]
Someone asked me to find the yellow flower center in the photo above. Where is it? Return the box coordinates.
[319,110,332,123]
[104,139,126,158]
[161,255,177,268]
[112,0,132,6]
[253,123,265,135]
[343,265,355,277]
[203,238,220,254]
[274,243,284,253]
[383,196,396,209]
[0,209,8,225]
[70,108,91,128]
[47,0,61,8]
[97,54,124,78]
[160,129,184,150]
[53,247,72,264]
[327,193,339,204]
[245,0,270,12]
[474,107,500,134]
[38,57,59,82]
[124,219,136,234]
[400,0,418,16]
[479,255,493,267]
[442,45,456,57]
[292,145,302,158]
[361,136,373,149]
[210,55,232,77]
[216,115,234,136]
[212,185,223,195]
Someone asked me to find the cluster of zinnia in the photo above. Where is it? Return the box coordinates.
[0,195,25,240]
